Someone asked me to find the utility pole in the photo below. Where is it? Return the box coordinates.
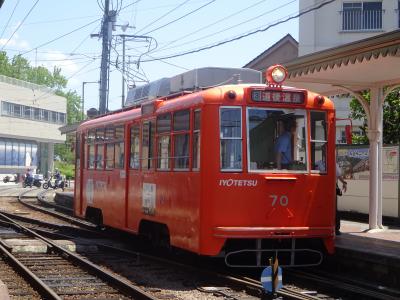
[121,34,126,108]
[99,0,110,115]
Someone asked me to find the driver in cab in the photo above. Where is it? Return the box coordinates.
[274,121,295,170]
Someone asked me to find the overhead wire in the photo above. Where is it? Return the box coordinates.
[97,0,105,11]
[134,0,191,35]
[1,0,40,51]
[0,0,21,41]
[70,23,101,54]
[23,15,99,26]
[142,0,336,62]
[142,0,217,35]
[19,18,101,56]
[154,0,296,54]
[120,0,143,12]
[66,59,97,80]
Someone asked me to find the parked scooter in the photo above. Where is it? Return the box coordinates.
[22,174,43,188]
[2,175,17,183]
[42,173,65,191]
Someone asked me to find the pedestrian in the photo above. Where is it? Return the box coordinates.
[336,163,347,235]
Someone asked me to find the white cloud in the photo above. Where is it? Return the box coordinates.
[0,32,31,50]
[41,51,80,74]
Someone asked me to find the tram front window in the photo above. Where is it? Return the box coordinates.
[247,108,307,172]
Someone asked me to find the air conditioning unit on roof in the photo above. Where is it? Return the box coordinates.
[125,67,262,107]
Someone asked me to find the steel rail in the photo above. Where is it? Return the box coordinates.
[288,269,400,300]
[0,236,62,299]
[0,210,108,241]
[0,212,158,300]
[17,189,96,230]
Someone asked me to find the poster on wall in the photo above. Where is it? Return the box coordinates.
[337,146,398,180]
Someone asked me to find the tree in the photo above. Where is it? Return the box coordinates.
[0,52,12,77]
[56,90,83,124]
[349,88,400,145]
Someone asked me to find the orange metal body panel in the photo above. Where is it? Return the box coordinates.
[75,83,336,256]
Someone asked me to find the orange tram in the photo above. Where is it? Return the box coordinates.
[74,65,336,267]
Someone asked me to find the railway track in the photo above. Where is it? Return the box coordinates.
[0,212,159,300]
[0,251,42,299]
[17,189,96,230]
[286,269,400,300]
[8,188,400,299]
[2,191,322,299]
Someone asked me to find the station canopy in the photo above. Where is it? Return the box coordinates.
[284,29,400,231]
[284,29,400,95]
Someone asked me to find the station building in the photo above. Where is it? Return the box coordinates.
[0,75,66,177]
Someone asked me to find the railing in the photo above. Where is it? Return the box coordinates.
[341,9,383,31]
[0,75,53,93]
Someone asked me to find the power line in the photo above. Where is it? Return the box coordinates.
[120,0,143,11]
[142,0,217,35]
[154,0,296,54]
[23,14,99,26]
[1,0,39,51]
[142,0,336,62]
[70,23,101,54]
[134,0,191,35]
[66,59,97,80]
[19,18,101,56]
[0,0,20,41]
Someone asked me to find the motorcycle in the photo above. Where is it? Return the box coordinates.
[42,174,65,191]
[22,174,43,188]
[2,175,17,183]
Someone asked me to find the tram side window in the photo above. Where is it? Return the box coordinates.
[105,127,114,169]
[173,110,190,170]
[141,120,155,170]
[310,111,327,173]
[220,107,242,171]
[157,113,171,170]
[115,126,125,169]
[192,109,201,170]
[87,129,96,169]
[95,129,105,170]
[130,125,140,169]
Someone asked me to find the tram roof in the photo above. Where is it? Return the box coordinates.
[284,29,400,96]
[77,83,332,131]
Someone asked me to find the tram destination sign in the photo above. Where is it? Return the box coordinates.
[251,90,305,104]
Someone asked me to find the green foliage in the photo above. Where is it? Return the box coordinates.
[349,88,400,145]
[54,143,74,164]
[56,90,83,124]
[54,161,75,180]
[351,133,368,144]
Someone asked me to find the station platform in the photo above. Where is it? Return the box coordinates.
[54,191,74,209]
[329,219,400,288]
[338,220,400,258]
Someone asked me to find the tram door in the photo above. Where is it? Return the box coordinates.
[74,132,83,216]
[100,125,126,228]
[126,122,142,231]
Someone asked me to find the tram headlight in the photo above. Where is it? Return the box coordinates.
[266,65,288,85]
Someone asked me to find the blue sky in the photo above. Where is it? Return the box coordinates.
[0,0,299,111]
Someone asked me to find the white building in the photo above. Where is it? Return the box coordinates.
[299,0,400,143]
[0,75,66,177]
[299,0,399,56]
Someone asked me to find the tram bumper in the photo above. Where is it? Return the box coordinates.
[214,226,334,268]
[214,226,333,238]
